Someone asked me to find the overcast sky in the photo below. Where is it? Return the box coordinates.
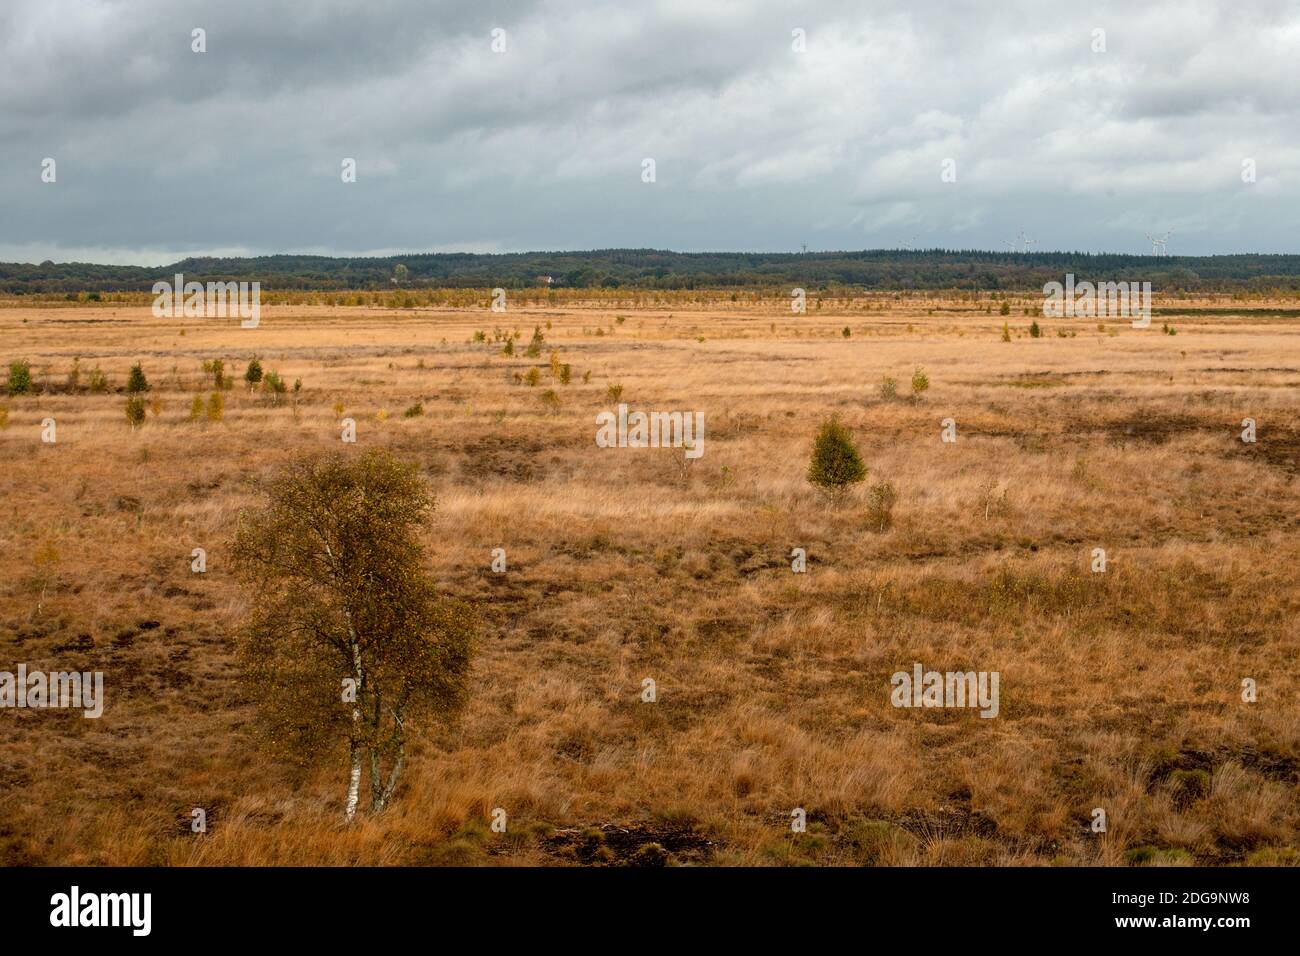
[2,0,1298,264]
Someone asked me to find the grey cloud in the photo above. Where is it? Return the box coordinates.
[3,0,1299,263]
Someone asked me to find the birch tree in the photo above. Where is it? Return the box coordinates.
[233,449,472,820]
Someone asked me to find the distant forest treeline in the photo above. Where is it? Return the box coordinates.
[5,249,1300,294]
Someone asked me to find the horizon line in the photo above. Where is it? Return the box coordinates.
[6,246,1299,269]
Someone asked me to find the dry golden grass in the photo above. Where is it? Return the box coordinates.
[2,291,1298,866]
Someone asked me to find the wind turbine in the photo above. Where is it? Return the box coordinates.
[1146,231,1171,256]
[898,235,919,250]
[1003,230,1038,253]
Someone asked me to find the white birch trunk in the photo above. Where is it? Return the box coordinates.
[344,629,364,821]
[345,744,362,821]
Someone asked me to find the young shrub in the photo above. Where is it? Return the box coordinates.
[559,363,572,385]
[978,478,1009,519]
[807,416,867,496]
[501,339,514,357]
[125,396,146,428]
[1001,322,1011,342]
[245,357,264,391]
[539,388,560,411]
[66,356,82,391]
[525,326,544,358]
[0,406,9,429]
[126,362,149,394]
[231,448,473,820]
[88,366,109,393]
[877,376,898,401]
[263,370,286,404]
[1000,301,1011,315]
[607,383,624,402]
[865,480,899,532]
[205,358,228,389]
[189,395,205,421]
[910,366,930,400]
[842,327,851,338]
[582,370,592,384]
[7,360,32,396]
[1029,320,1042,338]
[525,368,541,387]
[332,400,345,420]
[206,391,224,422]
[148,396,164,418]
[403,402,424,418]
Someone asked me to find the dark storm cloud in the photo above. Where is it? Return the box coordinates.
[2,0,1298,263]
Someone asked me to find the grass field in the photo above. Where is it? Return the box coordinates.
[2,291,1298,866]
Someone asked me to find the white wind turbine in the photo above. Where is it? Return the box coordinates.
[1146,231,1171,256]
[1003,230,1038,253]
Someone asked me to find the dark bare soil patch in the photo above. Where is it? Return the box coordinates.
[896,806,999,842]
[458,435,546,483]
[543,821,716,865]
[1098,411,1206,445]
[1230,423,1300,475]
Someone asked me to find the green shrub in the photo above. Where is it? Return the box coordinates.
[525,325,544,358]
[245,357,264,389]
[910,366,930,399]
[525,368,541,387]
[877,376,898,401]
[189,395,205,421]
[206,391,224,422]
[559,363,572,385]
[7,360,32,396]
[1029,321,1042,338]
[865,480,899,531]
[607,383,624,402]
[202,358,228,388]
[88,366,109,393]
[807,416,867,495]
[125,396,146,427]
[403,402,424,418]
[263,370,286,403]
[126,362,149,394]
